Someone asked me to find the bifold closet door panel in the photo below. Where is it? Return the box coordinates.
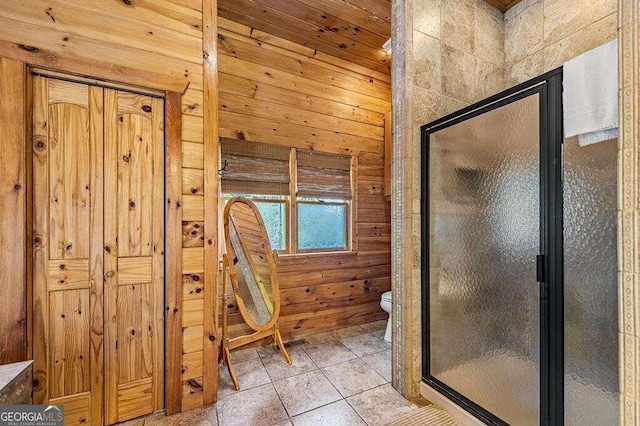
[103,89,164,425]
[32,77,104,425]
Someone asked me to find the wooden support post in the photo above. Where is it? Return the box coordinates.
[203,0,220,406]
[165,91,183,416]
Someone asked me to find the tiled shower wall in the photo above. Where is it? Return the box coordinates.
[504,0,618,86]
[392,0,639,423]
[618,0,639,423]
[412,0,505,125]
[391,0,506,399]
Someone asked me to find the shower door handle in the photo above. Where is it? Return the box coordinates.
[536,255,545,282]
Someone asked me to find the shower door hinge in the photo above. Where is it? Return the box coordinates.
[536,255,545,282]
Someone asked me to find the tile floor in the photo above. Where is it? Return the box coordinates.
[120,320,423,426]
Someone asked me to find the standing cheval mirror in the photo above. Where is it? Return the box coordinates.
[222,198,292,390]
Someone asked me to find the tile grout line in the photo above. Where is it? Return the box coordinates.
[257,345,293,424]
[316,344,373,426]
[268,381,291,425]
[343,381,398,426]
[214,322,392,426]
[282,326,390,424]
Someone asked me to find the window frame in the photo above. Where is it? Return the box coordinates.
[294,199,351,254]
[221,146,355,256]
[253,197,290,254]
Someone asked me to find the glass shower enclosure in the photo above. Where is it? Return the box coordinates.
[421,69,619,425]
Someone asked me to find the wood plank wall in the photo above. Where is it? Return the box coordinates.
[0,0,217,413]
[0,59,26,365]
[216,17,392,341]
[0,0,390,412]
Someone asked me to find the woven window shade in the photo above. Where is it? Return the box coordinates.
[220,137,290,195]
[296,150,352,199]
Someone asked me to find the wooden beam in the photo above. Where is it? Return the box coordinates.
[0,58,26,365]
[25,66,33,365]
[165,91,183,416]
[202,0,219,406]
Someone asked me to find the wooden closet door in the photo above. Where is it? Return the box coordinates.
[32,77,104,425]
[103,89,164,424]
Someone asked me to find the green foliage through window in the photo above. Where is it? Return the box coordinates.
[253,201,287,251]
[221,145,351,253]
[298,202,347,250]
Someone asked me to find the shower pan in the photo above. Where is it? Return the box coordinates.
[421,69,619,426]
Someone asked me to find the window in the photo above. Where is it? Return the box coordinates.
[224,195,287,251]
[297,200,347,250]
[220,137,353,253]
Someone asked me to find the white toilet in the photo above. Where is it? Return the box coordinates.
[380,291,392,342]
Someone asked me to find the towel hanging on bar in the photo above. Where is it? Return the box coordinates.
[563,38,619,147]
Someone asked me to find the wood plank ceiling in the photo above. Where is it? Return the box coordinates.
[218,0,524,75]
[218,0,392,74]
[484,0,523,12]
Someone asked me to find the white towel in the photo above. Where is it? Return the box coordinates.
[563,39,619,147]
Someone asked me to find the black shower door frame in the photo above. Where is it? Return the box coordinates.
[420,68,564,426]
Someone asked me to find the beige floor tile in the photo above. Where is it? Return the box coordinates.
[346,384,419,426]
[360,320,389,341]
[218,358,271,397]
[303,340,357,368]
[229,347,260,364]
[361,320,387,340]
[330,325,367,340]
[370,328,387,341]
[361,349,392,382]
[273,370,342,417]
[216,383,288,426]
[262,347,318,382]
[291,400,366,426]
[321,358,387,398]
[145,406,217,426]
[257,344,282,358]
[301,332,338,345]
[117,417,146,425]
[339,333,390,358]
[359,320,387,334]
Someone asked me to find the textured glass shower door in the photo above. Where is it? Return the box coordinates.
[563,137,619,425]
[426,93,541,425]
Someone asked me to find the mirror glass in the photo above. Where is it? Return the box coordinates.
[227,201,276,326]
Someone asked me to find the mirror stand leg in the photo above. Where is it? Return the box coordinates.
[274,327,292,365]
[224,345,240,391]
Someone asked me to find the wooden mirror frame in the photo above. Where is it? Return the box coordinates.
[221,198,291,390]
